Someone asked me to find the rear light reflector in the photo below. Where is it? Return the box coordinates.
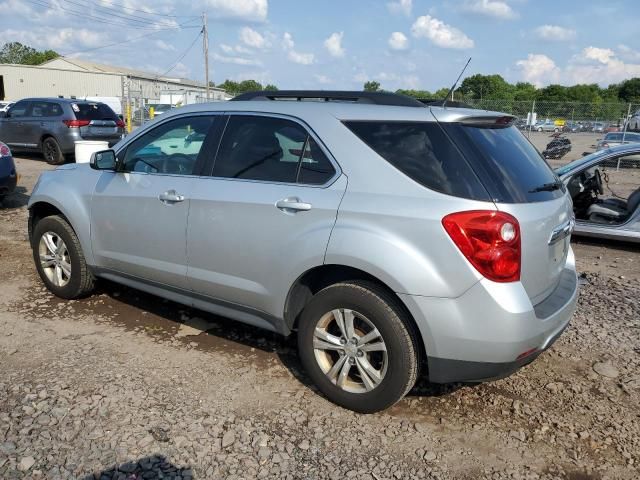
[516,348,539,360]
[63,119,91,128]
[116,119,125,128]
[0,142,10,157]
[442,210,521,283]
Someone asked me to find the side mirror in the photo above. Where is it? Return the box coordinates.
[90,149,117,170]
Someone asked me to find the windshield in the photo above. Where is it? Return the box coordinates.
[555,150,608,176]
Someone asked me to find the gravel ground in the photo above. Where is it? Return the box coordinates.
[0,155,638,480]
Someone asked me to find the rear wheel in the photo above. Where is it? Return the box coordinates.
[42,137,65,165]
[32,215,95,299]
[297,281,419,413]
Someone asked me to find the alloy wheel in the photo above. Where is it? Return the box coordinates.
[313,308,388,393]
[38,231,71,287]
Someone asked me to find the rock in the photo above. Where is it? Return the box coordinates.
[593,361,619,378]
[298,439,310,451]
[18,456,36,472]
[222,430,236,448]
[510,430,526,442]
[423,452,437,462]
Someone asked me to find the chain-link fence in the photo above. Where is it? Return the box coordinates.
[455,97,640,135]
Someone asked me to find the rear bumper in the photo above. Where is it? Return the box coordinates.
[0,161,18,197]
[399,250,578,383]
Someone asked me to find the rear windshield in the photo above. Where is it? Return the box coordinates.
[72,102,118,121]
[343,121,490,201]
[441,124,564,203]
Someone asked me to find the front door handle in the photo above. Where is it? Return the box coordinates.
[276,197,312,213]
[159,190,185,203]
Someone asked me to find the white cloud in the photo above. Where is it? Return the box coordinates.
[388,32,409,51]
[461,0,516,19]
[220,43,252,55]
[617,44,640,62]
[281,32,314,65]
[314,74,332,84]
[282,32,295,50]
[515,54,559,87]
[579,46,615,64]
[387,0,412,16]
[353,72,369,83]
[239,26,267,49]
[324,32,345,58]
[154,40,176,52]
[206,0,268,22]
[411,15,474,49]
[534,25,576,42]
[0,28,107,51]
[287,50,314,65]
[211,52,263,66]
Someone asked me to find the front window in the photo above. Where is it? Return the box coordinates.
[121,116,214,175]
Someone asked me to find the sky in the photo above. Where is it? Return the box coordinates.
[1,0,640,92]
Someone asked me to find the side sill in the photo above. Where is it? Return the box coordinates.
[91,267,291,336]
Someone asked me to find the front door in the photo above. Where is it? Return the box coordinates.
[187,114,346,318]
[0,100,31,148]
[91,114,216,288]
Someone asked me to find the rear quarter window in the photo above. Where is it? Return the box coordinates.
[343,121,490,201]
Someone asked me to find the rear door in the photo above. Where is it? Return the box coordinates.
[186,113,345,318]
[443,123,574,304]
[26,101,63,147]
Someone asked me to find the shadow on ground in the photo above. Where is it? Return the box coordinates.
[0,186,29,209]
[81,454,192,480]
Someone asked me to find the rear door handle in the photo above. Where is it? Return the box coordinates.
[276,197,312,212]
[159,190,185,203]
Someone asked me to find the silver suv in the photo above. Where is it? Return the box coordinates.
[0,98,124,165]
[28,91,578,413]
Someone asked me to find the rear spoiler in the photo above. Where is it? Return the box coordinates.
[458,115,516,127]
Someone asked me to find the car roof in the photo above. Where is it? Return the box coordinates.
[162,99,510,124]
[19,97,104,104]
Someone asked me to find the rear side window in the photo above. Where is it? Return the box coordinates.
[30,102,63,117]
[442,124,563,203]
[213,115,335,184]
[344,121,490,200]
[73,103,117,121]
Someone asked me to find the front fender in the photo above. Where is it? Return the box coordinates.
[29,165,100,266]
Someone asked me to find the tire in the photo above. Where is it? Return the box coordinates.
[554,128,559,132]
[537,127,543,132]
[42,137,65,165]
[297,281,419,413]
[32,215,95,299]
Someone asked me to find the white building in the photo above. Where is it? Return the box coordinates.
[0,57,228,109]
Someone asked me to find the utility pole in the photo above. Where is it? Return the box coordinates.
[203,12,210,101]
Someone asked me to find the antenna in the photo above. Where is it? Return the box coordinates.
[442,57,471,108]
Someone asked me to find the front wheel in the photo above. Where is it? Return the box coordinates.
[297,281,419,413]
[42,137,65,165]
[32,215,95,299]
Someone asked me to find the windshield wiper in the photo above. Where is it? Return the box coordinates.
[529,180,563,193]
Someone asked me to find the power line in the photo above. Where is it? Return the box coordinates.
[94,0,199,19]
[25,0,181,30]
[60,0,179,27]
[162,29,203,76]
[60,21,201,57]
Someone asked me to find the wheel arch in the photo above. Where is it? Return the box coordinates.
[283,264,427,362]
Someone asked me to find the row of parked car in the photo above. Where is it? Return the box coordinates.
[516,118,623,133]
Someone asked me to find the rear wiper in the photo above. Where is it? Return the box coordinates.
[529,180,563,193]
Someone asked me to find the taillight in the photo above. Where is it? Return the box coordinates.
[601,142,609,148]
[63,119,91,128]
[116,119,125,128]
[442,210,521,283]
[0,142,10,157]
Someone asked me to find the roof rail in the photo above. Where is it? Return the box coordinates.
[230,90,425,108]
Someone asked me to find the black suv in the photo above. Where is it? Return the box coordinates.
[0,98,124,164]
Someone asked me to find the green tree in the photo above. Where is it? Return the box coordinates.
[395,88,432,99]
[456,74,514,100]
[513,82,537,101]
[363,81,381,92]
[217,79,278,95]
[0,42,58,65]
[263,84,278,91]
[618,78,640,102]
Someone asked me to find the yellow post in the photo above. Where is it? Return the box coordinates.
[149,106,155,120]
[126,103,132,133]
